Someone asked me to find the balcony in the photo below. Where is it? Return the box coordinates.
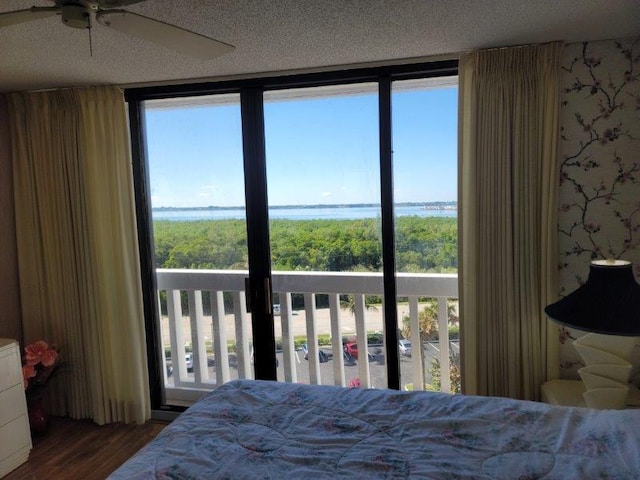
[156,269,458,404]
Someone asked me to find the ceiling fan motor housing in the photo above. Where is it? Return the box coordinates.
[61,5,90,29]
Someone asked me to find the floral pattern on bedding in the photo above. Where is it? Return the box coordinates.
[109,380,640,479]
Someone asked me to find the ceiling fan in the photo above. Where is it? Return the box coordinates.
[0,0,234,60]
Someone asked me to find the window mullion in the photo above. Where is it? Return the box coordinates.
[240,87,277,380]
[378,76,400,390]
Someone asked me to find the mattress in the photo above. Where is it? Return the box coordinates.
[109,379,640,479]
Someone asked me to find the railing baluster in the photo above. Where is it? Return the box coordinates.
[379,298,388,388]
[233,291,252,379]
[280,292,297,383]
[409,297,423,390]
[167,289,188,386]
[211,290,230,384]
[304,293,320,384]
[355,294,370,388]
[158,289,169,384]
[437,297,450,393]
[329,294,345,386]
[188,290,208,386]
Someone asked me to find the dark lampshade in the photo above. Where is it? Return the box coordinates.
[545,260,640,336]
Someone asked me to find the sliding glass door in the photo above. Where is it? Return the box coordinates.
[263,84,383,387]
[142,94,256,405]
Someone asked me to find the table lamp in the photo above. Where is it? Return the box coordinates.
[544,259,640,409]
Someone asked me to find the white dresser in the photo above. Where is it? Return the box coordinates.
[0,339,32,478]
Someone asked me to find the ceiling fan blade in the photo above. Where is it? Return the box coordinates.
[0,7,59,28]
[95,1,146,7]
[95,10,234,60]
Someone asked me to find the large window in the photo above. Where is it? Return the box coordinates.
[127,62,459,408]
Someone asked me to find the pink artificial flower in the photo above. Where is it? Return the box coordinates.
[25,340,57,367]
[23,364,36,378]
[22,364,36,390]
[40,347,58,367]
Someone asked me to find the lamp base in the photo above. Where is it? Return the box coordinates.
[573,333,637,409]
[541,379,639,409]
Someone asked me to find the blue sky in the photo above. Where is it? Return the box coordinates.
[145,82,457,208]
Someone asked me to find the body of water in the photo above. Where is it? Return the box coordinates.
[153,205,457,221]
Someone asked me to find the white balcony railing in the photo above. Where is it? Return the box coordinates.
[156,269,458,403]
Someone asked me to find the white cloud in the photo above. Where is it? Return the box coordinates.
[321,191,332,197]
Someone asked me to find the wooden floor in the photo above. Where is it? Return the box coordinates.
[5,416,168,479]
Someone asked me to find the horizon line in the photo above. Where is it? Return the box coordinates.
[153,201,458,211]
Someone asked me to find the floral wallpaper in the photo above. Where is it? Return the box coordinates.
[557,37,640,381]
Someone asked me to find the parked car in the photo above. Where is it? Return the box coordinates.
[344,342,358,359]
[343,350,356,366]
[301,343,330,363]
[398,339,412,357]
[166,352,193,376]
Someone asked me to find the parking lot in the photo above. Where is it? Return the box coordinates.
[167,341,456,391]
[164,305,458,391]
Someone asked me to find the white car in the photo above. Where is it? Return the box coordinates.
[165,352,193,377]
[398,339,412,357]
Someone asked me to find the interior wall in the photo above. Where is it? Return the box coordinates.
[0,95,23,343]
[556,36,640,380]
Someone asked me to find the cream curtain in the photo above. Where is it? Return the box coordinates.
[458,43,562,400]
[8,86,150,424]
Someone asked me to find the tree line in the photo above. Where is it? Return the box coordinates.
[153,216,457,273]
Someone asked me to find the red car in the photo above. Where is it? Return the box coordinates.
[344,342,358,359]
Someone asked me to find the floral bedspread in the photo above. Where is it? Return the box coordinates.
[109,379,640,479]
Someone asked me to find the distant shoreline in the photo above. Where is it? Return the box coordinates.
[152,204,457,222]
[153,202,457,212]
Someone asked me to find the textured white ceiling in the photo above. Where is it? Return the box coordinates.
[0,0,638,93]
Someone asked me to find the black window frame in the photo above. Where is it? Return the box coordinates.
[125,59,458,412]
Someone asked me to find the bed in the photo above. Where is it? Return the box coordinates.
[109,379,640,479]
